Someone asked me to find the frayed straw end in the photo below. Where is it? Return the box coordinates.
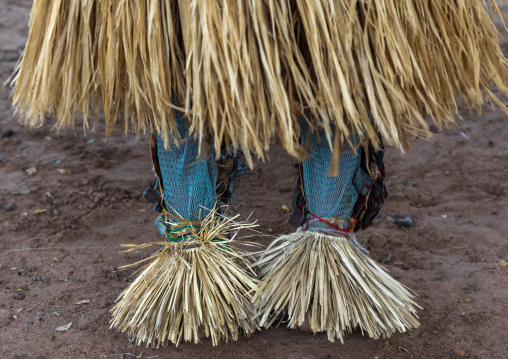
[252,231,421,343]
[110,211,260,347]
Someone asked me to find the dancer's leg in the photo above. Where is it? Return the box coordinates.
[253,123,420,342]
[111,114,258,347]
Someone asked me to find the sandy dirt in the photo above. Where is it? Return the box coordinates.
[1,1,508,358]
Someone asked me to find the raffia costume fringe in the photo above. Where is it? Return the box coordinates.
[10,0,508,167]
[252,231,421,343]
[110,212,259,347]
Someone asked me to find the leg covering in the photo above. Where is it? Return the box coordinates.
[253,124,420,342]
[156,117,217,221]
[111,115,258,347]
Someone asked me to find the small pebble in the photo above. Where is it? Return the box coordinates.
[14,292,26,300]
[4,203,17,212]
[389,215,414,228]
[1,129,14,138]
[25,167,37,176]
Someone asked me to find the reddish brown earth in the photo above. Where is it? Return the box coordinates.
[1,1,508,358]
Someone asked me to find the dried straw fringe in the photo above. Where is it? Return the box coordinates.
[252,231,421,343]
[11,0,508,165]
[110,213,259,347]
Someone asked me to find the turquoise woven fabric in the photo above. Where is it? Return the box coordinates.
[300,121,361,221]
[157,114,217,221]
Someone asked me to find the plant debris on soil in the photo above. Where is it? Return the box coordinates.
[1,1,508,358]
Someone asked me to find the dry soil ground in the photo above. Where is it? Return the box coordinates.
[1,1,508,358]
